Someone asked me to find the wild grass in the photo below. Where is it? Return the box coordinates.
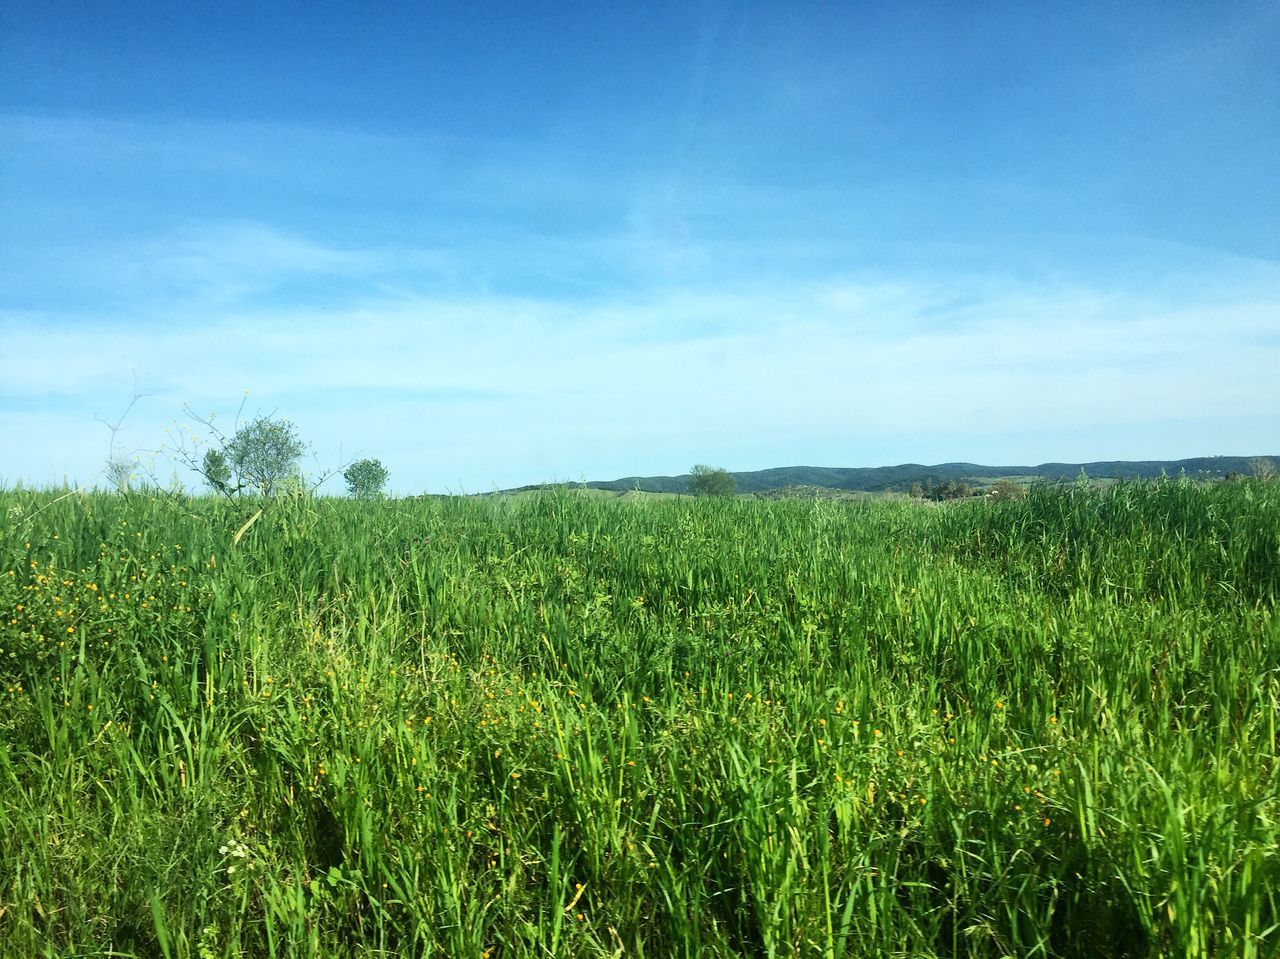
[1,478,1276,957]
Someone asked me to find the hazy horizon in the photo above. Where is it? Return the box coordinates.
[3,2,1277,493]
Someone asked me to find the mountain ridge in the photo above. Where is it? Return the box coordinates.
[561,455,1278,495]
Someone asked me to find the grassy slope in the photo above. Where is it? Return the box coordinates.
[1,480,1277,957]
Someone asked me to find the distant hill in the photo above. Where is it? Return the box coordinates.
[576,456,1277,496]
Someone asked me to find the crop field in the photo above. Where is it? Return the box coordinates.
[1,479,1277,958]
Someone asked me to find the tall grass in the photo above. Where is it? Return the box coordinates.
[0,479,1276,957]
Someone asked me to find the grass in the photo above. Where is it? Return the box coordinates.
[492,486,686,502]
[0,477,1276,957]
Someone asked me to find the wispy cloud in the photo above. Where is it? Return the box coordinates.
[4,0,1278,501]
[3,213,1276,491]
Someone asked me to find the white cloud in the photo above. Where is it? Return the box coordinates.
[3,226,1277,492]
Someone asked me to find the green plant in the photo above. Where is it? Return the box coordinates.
[914,477,973,500]
[0,481,1275,956]
[990,478,1027,501]
[342,458,389,499]
[224,416,305,495]
[687,464,737,497]
[185,414,307,497]
[104,457,136,493]
[201,448,233,495]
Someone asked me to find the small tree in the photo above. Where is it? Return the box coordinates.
[190,415,306,496]
[225,416,305,495]
[990,479,1027,501]
[918,478,973,501]
[202,448,233,495]
[343,458,389,499]
[104,457,135,493]
[688,464,737,497]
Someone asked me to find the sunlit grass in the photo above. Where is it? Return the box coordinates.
[1,478,1276,957]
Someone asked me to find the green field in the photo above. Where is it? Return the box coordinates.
[1,479,1277,957]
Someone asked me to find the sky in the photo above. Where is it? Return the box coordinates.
[1,1,1277,493]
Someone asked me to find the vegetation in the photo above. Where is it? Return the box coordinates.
[988,478,1028,501]
[344,458,390,499]
[0,477,1276,957]
[687,464,737,498]
[191,415,307,496]
[104,457,136,494]
[909,478,975,501]
[587,456,1279,495]
[752,485,866,501]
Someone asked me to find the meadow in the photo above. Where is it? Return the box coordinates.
[1,478,1276,958]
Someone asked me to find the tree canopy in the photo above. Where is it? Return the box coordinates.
[688,464,737,497]
[197,415,306,496]
[344,458,390,499]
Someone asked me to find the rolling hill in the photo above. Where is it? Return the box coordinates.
[571,456,1276,496]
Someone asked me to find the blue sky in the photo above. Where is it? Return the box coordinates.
[2,1,1277,492]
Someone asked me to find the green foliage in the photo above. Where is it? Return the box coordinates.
[104,457,135,493]
[590,456,1277,495]
[201,448,232,495]
[342,458,389,499]
[687,463,737,497]
[224,416,305,495]
[0,480,1276,956]
[990,478,1028,501]
[753,484,863,501]
[912,477,974,500]
[192,415,306,496]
